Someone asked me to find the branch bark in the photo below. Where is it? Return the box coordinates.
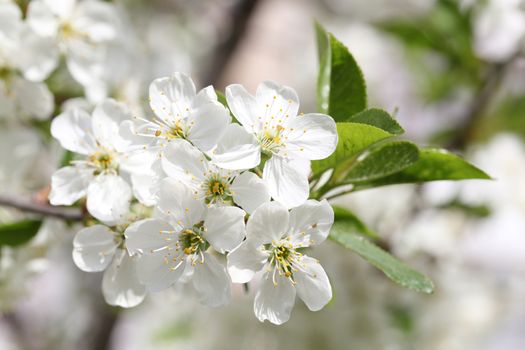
[0,195,83,221]
[200,0,261,87]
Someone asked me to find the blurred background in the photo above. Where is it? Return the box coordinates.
[2,0,525,349]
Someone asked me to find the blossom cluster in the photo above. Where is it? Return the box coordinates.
[0,0,124,121]
[49,72,338,325]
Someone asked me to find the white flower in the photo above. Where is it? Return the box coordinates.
[161,139,270,213]
[26,0,122,93]
[49,99,154,223]
[0,1,56,120]
[72,223,146,308]
[122,72,231,154]
[227,200,334,325]
[474,0,525,62]
[125,179,246,307]
[215,81,337,208]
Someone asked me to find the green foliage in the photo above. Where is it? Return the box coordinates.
[377,0,481,102]
[344,141,419,183]
[0,220,42,247]
[332,206,377,239]
[329,228,434,294]
[315,22,367,121]
[348,109,404,135]
[352,148,490,190]
[312,122,393,175]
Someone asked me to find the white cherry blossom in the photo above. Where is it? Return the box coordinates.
[121,72,231,154]
[227,200,334,325]
[72,223,146,308]
[26,0,122,95]
[215,81,337,208]
[161,139,270,213]
[49,99,155,224]
[0,1,57,120]
[125,179,246,307]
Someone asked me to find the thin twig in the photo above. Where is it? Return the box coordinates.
[448,52,521,150]
[0,195,83,221]
[200,0,261,87]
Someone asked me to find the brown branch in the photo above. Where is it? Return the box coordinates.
[447,53,521,150]
[200,0,262,87]
[0,195,83,221]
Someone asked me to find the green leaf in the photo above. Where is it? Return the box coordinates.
[329,230,434,294]
[332,206,377,239]
[0,219,42,247]
[216,90,228,108]
[347,108,404,135]
[60,150,74,167]
[312,122,393,175]
[315,22,367,121]
[353,148,490,190]
[344,141,420,182]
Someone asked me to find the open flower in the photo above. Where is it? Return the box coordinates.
[123,72,231,154]
[49,99,154,223]
[26,0,122,95]
[161,139,270,213]
[0,1,57,120]
[227,200,334,325]
[125,179,246,307]
[72,223,146,308]
[214,81,337,208]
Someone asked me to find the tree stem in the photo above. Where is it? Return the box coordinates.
[0,195,83,221]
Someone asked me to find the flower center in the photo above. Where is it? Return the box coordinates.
[89,150,117,174]
[177,222,208,256]
[268,241,302,282]
[259,125,285,155]
[203,175,231,204]
[59,21,84,40]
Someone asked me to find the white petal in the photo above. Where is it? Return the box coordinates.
[246,201,289,245]
[102,249,146,308]
[43,0,75,18]
[295,255,332,311]
[134,251,185,292]
[161,139,207,187]
[120,148,158,176]
[86,174,131,225]
[187,102,230,152]
[204,206,246,253]
[227,241,268,283]
[12,77,54,120]
[49,166,93,205]
[255,81,299,123]
[211,123,261,170]
[17,28,59,82]
[225,84,261,133]
[254,272,296,325]
[130,166,162,207]
[288,199,334,246]
[157,178,205,228]
[231,171,270,213]
[26,0,59,37]
[51,108,97,155]
[72,225,117,272]
[263,156,309,209]
[0,2,22,42]
[73,0,119,42]
[193,86,217,107]
[149,73,196,123]
[192,252,231,307]
[92,98,130,150]
[284,113,338,160]
[124,218,173,255]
